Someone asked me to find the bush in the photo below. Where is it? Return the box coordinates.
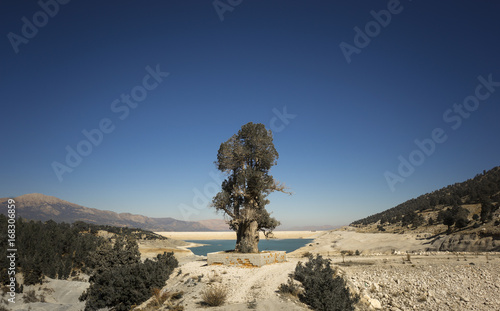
[302,252,312,258]
[81,249,178,311]
[201,284,228,306]
[278,277,301,297]
[23,289,39,303]
[293,255,359,311]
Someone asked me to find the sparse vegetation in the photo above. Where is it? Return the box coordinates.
[351,166,500,229]
[201,284,228,307]
[208,271,222,283]
[278,277,301,297]
[23,289,39,303]
[246,299,258,309]
[150,288,170,307]
[146,288,184,310]
[302,251,312,258]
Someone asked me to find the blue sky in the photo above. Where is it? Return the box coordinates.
[1,0,500,228]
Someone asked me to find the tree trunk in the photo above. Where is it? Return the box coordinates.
[235,220,259,253]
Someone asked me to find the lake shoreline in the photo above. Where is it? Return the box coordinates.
[156,230,324,240]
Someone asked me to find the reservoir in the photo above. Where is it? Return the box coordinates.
[186,238,313,256]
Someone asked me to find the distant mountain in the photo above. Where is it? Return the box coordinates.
[0,193,211,232]
[196,219,231,231]
[351,166,500,234]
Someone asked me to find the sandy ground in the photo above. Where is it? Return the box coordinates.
[288,226,433,257]
[137,238,196,261]
[4,277,89,311]
[8,228,499,311]
[138,227,500,310]
[156,230,324,240]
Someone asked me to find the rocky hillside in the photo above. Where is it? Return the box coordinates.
[352,166,500,233]
[0,193,212,232]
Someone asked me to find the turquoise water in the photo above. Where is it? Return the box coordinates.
[186,238,313,256]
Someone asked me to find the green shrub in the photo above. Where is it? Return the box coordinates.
[293,255,359,311]
[80,249,178,311]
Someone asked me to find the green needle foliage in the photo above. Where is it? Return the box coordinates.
[293,255,359,311]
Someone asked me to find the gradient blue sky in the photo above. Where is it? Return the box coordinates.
[2,0,500,228]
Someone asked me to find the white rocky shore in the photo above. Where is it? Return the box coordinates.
[340,255,500,311]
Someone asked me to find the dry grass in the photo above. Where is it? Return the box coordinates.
[150,288,170,307]
[278,277,302,297]
[208,271,222,283]
[201,284,228,307]
[146,288,184,310]
[23,289,41,303]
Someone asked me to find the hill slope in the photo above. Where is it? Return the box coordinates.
[351,166,500,234]
[0,193,211,232]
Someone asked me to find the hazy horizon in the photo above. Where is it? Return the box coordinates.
[2,1,500,228]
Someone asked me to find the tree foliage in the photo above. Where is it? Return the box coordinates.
[0,217,104,286]
[81,238,178,311]
[437,205,470,231]
[212,122,289,252]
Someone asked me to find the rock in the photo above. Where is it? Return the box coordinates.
[369,298,382,309]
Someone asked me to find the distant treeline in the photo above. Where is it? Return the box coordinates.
[0,217,178,310]
[0,218,102,286]
[351,166,500,228]
[0,217,174,281]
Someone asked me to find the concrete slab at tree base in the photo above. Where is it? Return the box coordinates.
[207,251,287,267]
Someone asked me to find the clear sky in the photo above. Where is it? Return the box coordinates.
[1,0,500,228]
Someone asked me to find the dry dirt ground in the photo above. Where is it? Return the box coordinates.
[4,228,500,310]
[137,228,500,311]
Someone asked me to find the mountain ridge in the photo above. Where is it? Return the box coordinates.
[0,193,211,232]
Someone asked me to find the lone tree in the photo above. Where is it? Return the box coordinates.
[212,122,289,253]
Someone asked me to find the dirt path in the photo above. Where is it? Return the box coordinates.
[158,258,308,310]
